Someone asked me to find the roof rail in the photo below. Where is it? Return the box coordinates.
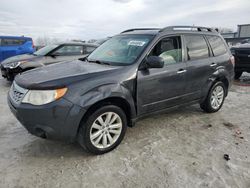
[121,28,160,34]
[160,26,215,33]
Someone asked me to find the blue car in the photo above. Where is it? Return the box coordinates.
[0,36,35,62]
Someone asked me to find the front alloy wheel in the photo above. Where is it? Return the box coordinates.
[90,112,122,149]
[78,105,127,154]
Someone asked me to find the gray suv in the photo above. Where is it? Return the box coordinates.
[8,26,234,154]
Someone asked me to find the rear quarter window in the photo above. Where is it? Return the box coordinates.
[185,35,209,61]
[207,35,227,56]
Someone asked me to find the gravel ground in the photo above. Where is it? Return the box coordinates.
[0,74,250,188]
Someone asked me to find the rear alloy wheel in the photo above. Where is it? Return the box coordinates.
[78,105,127,154]
[200,81,226,113]
[234,71,242,80]
[210,85,224,110]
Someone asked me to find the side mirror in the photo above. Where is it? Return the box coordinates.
[145,56,164,69]
[49,52,60,58]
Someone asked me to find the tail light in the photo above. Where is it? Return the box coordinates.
[230,55,235,67]
[32,39,35,49]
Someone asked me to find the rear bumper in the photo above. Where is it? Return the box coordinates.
[8,95,86,143]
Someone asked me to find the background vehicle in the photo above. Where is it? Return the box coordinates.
[8,26,234,154]
[0,36,35,62]
[231,43,250,79]
[1,42,98,81]
[88,37,111,45]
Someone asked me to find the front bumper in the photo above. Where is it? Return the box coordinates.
[7,94,86,143]
[1,67,21,80]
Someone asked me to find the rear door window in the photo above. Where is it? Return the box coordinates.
[207,36,227,56]
[185,35,209,60]
[1,38,26,46]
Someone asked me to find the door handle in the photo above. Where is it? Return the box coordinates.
[177,69,187,74]
[210,63,217,67]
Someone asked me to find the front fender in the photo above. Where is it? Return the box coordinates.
[19,61,41,69]
[77,83,137,119]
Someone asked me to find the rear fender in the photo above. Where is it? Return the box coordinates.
[200,68,231,103]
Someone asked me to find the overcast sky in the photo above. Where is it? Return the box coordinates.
[0,0,250,42]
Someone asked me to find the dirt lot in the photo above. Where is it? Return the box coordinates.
[0,75,250,188]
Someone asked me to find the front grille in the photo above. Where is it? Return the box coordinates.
[9,82,28,104]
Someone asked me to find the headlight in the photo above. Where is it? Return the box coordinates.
[5,61,27,69]
[22,88,67,105]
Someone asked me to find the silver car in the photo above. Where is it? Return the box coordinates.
[0,42,98,81]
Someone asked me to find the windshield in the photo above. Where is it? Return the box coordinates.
[34,44,59,56]
[87,35,153,65]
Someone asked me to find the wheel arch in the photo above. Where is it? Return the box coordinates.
[75,83,137,135]
[201,70,230,103]
[215,76,229,95]
[77,96,135,142]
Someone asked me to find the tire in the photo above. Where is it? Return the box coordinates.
[200,81,226,113]
[234,71,242,80]
[77,105,127,155]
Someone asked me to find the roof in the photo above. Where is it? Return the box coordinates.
[121,29,160,35]
[120,26,219,36]
[57,42,99,47]
[238,24,250,27]
[0,36,32,39]
[231,43,250,49]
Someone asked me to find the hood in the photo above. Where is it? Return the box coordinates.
[1,54,40,65]
[15,60,121,90]
[231,43,250,49]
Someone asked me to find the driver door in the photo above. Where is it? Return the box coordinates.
[137,36,188,115]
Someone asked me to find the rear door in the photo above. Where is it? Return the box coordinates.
[184,34,214,101]
[233,47,250,72]
[137,35,188,115]
[206,35,231,72]
[21,38,34,54]
[15,39,28,55]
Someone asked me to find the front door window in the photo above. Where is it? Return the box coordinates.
[149,36,182,65]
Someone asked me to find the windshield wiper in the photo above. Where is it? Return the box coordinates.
[88,59,110,65]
